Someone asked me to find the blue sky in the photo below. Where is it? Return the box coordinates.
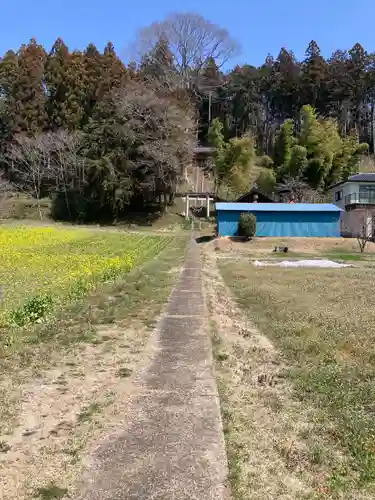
[1,0,374,68]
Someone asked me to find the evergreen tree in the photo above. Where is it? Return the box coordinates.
[287,145,308,178]
[301,41,328,112]
[14,38,47,134]
[0,50,20,141]
[255,169,276,195]
[274,119,295,170]
[208,118,257,197]
[64,50,87,129]
[79,93,133,221]
[198,57,224,141]
[274,105,368,188]
[98,42,128,100]
[140,37,175,83]
[225,134,257,197]
[346,43,370,134]
[271,48,301,120]
[45,38,71,130]
[327,50,351,132]
[82,43,102,124]
[208,118,226,193]
[226,64,262,139]
[200,57,222,91]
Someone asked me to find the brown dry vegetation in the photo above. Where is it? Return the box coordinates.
[202,244,318,499]
[208,237,375,499]
[0,236,188,500]
[215,236,375,257]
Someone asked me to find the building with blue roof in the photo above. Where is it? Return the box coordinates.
[215,203,344,238]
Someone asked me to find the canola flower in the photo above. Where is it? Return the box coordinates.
[0,226,172,326]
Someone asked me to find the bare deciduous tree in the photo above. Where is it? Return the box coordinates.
[341,208,374,252]
[353,209,373,252]
[47,130,85,219]
[116,79,197,209]
[133,12,240,85]
[0,174,14,218]
[6,130,84,220]
[6,135,52,220]
[281,177,330,203]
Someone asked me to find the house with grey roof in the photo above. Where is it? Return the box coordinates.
[330,173,375,238]
[330,173,375,210]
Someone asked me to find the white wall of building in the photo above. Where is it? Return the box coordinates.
[331,183,374,208]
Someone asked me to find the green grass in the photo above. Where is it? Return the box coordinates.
[325,253,365,261]
[0,440,11,453]
[325,248,370,261]
[34,484,68,500]
[219,261,375,497]
[116,367,133,378]
[77,402,101,423]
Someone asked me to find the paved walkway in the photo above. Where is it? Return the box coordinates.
[78,238,229,500]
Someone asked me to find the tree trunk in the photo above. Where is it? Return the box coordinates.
[371,98,375,153]
[36,195,43,221]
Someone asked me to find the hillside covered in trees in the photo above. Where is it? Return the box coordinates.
[0,12,372,220]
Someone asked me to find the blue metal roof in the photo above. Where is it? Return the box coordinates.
[215,203,343,212]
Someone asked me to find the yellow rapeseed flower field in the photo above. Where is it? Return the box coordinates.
[0,226,172,326]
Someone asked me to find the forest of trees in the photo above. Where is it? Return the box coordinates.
[0,12,373,220]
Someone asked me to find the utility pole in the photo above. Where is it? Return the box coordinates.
[208,91,212,125]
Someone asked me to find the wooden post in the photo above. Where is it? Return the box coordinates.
[185,195,189,220]
[206,194,210,218]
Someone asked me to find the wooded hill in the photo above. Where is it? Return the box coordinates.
[0,12,372,220]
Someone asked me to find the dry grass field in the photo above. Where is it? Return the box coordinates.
[216,236,375,260]
[203,237,375,499]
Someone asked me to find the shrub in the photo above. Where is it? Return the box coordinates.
[10,294,54,326]
[257,155,274,169]
[238,213,256,240]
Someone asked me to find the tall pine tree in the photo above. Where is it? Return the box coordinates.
[98,42,127,100]
[14,38,47,134]
[301,41,328,112]
[0,50,20,142]
[140,37,175,83]
[45,38,71,130]
[82,43,102,124]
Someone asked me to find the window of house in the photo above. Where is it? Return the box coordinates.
[335,190,342,201]
[359,185,375,201]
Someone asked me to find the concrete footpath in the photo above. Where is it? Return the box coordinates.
[78,238,229,500]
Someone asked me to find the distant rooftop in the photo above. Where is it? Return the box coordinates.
[347,173,375,182]
[330,172,375,188]
[215,203,343,212]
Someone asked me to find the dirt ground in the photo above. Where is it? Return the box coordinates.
[215,236,375,256]
[0,320,157,499]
